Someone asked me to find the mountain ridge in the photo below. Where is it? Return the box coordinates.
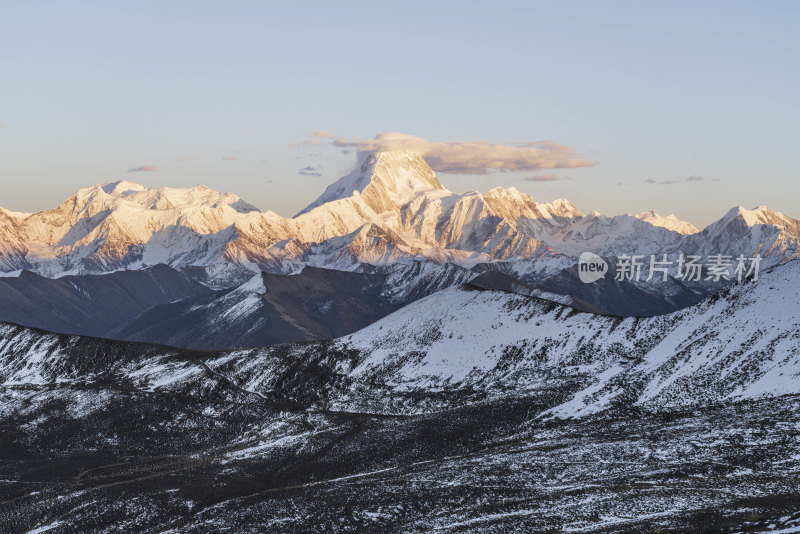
[1,151,799,281]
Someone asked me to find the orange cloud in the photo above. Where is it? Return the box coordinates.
[332,132,595,174]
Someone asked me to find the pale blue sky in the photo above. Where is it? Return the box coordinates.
[1,1,798,226]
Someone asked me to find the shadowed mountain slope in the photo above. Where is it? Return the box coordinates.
[108,267,398,349]
[0,264,212,338]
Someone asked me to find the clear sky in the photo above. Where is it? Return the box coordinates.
[1,1,798,227]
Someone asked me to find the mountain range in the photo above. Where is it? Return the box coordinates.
[2,150,800,531]
[2,151,798,281]
[0,150,798,347]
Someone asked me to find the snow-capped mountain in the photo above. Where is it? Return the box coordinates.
[679,205,800,263]
[635,209,699,234]
[0,152,567,277]
[533,211,691,256]
[0,208,29,272]
[296,150,446,215]
[292,151,561,265]
[2,180,281,277]
[1,151,798,284]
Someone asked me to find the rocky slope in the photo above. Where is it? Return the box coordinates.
[0,261,799,532]
[0,264,212,338]
[108,267,398,349]
[107,262,478,349]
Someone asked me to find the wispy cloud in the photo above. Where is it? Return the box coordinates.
[177,154,197,162]
[644,175,705,185]
[524,173,563,182]
[643,179,679,185]
[328,132,594,174]
[289,139,321,148]
[298,165,323,177]
[289,129,335,148]
[127,165,157,172]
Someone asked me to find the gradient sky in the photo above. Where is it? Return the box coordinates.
[1,1,798,227]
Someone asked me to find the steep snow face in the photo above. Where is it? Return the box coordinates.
[636,210,699,235]
[482,187,583,234]
[333,260,800,415]
[293,152,571,267]
[296,151,446,216]
[0,209,29,271]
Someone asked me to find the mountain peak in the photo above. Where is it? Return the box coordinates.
[636,210,698,235]
[101,180,147,195]
[721,205,768,224]
[717,204,798,230]
[296,151,447,216]
[71,181,260,214]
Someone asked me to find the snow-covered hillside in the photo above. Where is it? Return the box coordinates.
[5,260,797,416]
[1,261,800,532]
[329,259,800,415]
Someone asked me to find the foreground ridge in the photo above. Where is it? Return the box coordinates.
[0,261,798,531]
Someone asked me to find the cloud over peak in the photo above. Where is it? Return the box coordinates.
[334,132,594,174]
[293,131,594,175]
